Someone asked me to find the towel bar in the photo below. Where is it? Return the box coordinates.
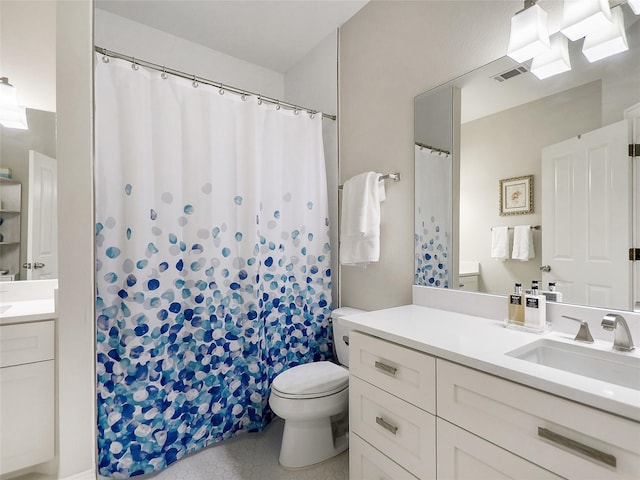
[338,172,401,190]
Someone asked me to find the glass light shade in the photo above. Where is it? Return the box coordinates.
[561,0,613,41]
[507,4,551,63]
[628,0,640,15]
[531,34,571,79]
[0,81,28,130]
[582,6,628,63]
[0,105,28,130]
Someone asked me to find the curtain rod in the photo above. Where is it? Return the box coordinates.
[94,46,337,121]
[415,141,451,156]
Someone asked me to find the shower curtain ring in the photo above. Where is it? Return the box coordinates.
[101,51,110,63]
[161,67,168,79]
[309,111,315,119]
[219,84,225,95]
[131,58,139,70]
[192,75,199,88]
[257,96,263,105]
[241,92,247,101]
[275,102,281,110]
[294,107,299,115]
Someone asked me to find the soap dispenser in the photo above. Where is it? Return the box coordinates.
[524,280,546,329]
[508,283,525,325]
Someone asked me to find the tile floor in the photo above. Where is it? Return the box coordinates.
[12,419,348,480]
[137,419,349,480]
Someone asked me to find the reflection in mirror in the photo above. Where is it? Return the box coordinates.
[0,108,57,281]
[415,10,640,312]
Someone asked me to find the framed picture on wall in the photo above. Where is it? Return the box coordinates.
[499,175,533,216]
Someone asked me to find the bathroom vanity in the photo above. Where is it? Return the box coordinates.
[0,281,57,475]
[344,304,640,480]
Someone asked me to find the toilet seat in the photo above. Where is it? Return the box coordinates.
[271,361,348,399]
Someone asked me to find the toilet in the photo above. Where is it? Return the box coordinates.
[268,307,365,469]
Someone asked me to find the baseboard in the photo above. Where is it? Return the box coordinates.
[59,470,95,480]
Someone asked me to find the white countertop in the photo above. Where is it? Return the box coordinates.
[0,299,57,325]
[341,305,640,422]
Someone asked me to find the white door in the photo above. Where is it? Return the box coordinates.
[541,120,631,310]
[26,151,57,280]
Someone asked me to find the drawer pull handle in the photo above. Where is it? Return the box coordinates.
[374,361,397,376]
[538,427,617,467]
[376,416,398,435]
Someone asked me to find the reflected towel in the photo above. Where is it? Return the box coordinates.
[512,225,535,261]
[491,226,509,261]
[340,172,385,267]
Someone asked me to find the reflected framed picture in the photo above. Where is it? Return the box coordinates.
[499,175,533,216]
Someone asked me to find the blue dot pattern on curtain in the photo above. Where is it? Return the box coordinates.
[95,189,332,477]
[414,215,450,288]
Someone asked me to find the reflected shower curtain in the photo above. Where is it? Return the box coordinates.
[414,146,451,287]
[94,57,332,478]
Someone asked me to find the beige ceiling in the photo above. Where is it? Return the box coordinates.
[95,0,368,73]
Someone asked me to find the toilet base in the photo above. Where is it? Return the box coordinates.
[278,416,349,469]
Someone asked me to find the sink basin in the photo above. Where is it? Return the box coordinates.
[506,339,640,390]
[0,304,10,314]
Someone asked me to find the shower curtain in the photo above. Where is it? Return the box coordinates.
[414,145,451,287]
[94,57,332,478]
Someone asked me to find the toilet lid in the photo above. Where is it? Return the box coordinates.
[271,361,348,398]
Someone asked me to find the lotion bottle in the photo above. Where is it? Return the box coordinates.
[508,283,524,325]
[542,282,563,302]
[524,281,546,329]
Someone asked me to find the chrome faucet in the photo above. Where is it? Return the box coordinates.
[601,313,635,352]
[561,316,594,343]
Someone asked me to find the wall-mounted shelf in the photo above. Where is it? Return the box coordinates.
[0,179,22,278]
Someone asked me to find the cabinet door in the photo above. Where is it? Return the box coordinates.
[437,419,562,480]
[350,433,420,480]
[0,361,55,474]
[350,375,436,479]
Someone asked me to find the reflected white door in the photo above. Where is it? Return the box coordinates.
[27,151,57,280]
[541,120,631,310]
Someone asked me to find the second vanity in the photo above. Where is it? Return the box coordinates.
[342,304,640,480]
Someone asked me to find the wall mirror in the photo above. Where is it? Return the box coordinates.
[0,0,58,282]
[415,7,640,312]
[0,109,57,282]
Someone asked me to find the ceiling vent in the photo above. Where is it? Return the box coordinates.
[493,65,529,82]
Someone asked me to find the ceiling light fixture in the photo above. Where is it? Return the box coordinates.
[561,0,613,41]
[507,0,551,63]
[583,5,629,62]
[531,34,572,79]
[0,77,28,130]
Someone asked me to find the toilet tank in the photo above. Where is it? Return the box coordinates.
[331,307,366,367]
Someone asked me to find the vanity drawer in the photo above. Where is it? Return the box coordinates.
[437,418,562,479]
[349,330,436,413]
[437,360,640,480]
[350,433,419,480]
[0,320,55,368]
[350,375,436,478]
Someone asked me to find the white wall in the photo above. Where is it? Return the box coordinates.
[56,1,96,478]
[284,31,339,307]
[339,1,517,310]
[0,0,56,112]
[94,9,284,99]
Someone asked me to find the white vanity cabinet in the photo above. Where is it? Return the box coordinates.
[349,330,436,479]
[349,330,640,480]
[438,360,640,480]
[0,320,55,474]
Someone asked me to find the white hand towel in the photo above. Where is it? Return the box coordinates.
[490,226,509,261]
[340,172,385,267]
[512,225,535,261]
